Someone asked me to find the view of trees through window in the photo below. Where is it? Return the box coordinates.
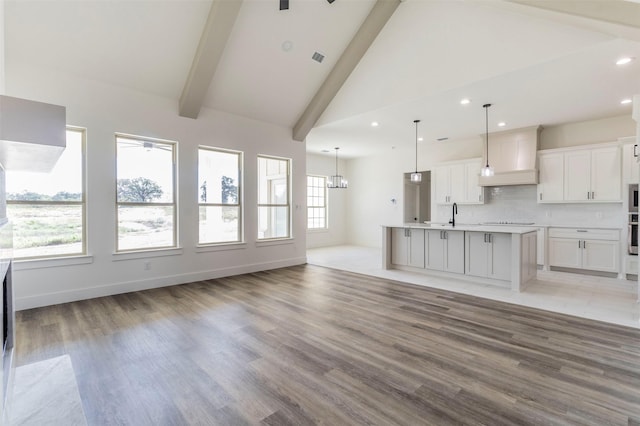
[198,147,242,244]
[116,135,176,251]
[6,128,85,259]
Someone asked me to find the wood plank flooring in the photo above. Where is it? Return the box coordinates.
[15,264,640,425]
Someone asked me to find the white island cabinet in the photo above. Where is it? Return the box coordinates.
[425,229,464,273]
[382,224,537,292]
[465,232,511,281]
[391,228,425,268]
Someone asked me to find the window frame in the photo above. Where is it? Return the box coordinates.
[257,154,291,241]
[115,133,178,253]
[306,174,328,230]
[197,146,243,246]
[6,126,87,260]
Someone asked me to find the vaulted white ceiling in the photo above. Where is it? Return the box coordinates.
[4,0,640,159]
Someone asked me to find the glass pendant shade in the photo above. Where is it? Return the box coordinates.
[481,165,494,177]
[410,172,422,182]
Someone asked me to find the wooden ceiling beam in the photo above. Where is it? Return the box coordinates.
[292,0,401,142]
[179,0,243,119]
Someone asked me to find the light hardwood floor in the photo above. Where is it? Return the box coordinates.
[16,265,640,425]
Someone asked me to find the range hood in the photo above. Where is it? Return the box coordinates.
[0,95,66,172]
[478,125,542,187]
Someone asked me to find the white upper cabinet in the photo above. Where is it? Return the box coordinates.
[564,150,592,201]
[537,153,564,202]
[464,159,484,204]
[433,158,484,205]
[622,142,639,184]
[538,143,622,204]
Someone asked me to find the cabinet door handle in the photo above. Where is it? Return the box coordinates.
[444,231,447,240]
[587,192,590,200]
[583,241,586,249]
[539,193,542,201]
[578,240,581,249]
[592,191,595,199]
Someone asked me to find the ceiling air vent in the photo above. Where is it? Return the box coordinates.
[437,137,449,142]
[312,52,325,63]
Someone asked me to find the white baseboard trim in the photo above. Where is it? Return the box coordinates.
[15,257,307,310]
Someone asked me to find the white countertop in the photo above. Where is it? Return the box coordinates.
[382,223,538,234]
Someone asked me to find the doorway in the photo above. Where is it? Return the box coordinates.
[403,171,430,223]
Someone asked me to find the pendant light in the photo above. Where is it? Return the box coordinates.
[481,103,494,177]
[410,119,422,183]
[327,147,348,189]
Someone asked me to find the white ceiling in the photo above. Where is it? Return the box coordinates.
[4,0,640,159]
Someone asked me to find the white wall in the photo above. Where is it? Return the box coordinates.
[347,115,634,248]
[306,153,348,248]
[6,62,307,310]
[540,115,635,150]
[0,0,4,94]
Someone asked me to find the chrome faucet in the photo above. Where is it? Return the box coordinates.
[449,202,458,227]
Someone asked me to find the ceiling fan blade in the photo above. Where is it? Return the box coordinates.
[279,0,289,10]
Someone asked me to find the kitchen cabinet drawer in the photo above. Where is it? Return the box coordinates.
[548,228,619,241]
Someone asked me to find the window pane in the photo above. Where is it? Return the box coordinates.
[117,137,174,203]
[117,205,174,251]
[7,204,83,258]
[199,206,239,244]
[198,149,239,204]
[7,130,83,201]
[258,157,288,205]
[258,206,289,239]
[306,175,327,230]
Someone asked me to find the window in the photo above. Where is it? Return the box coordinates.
[116,134,176,251]
[6,127,86,259]
[198,147,242,244]
[307,175,327,229]
[257,156,290,240]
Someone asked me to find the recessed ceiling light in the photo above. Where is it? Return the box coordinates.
[418,137,423,142]
[621,98,633,105]
[371,121,379,127]
[616,57,634,65]
[281,40,293,52]
[460,98,471,105]
[498,122,506,127]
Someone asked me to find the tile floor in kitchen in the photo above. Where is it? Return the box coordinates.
[306,245,640,329]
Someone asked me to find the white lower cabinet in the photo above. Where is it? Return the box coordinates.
[548,228,619,273]
[391,228,425,268]
[465,232,512,281]
[425,229,464,273]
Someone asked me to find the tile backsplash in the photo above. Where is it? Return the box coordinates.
[434,185,625,228]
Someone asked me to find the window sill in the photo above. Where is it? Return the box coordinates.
[255,238,294,247]
[196,242,247,253]
[307,228,329,234]
[14,255,94,271]
[112,247,183,261]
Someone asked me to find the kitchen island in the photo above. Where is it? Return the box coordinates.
[382,223,538,292]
